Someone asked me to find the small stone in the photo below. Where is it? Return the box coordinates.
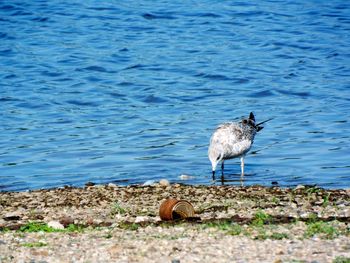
[93,219,103,226]
[3,212,21,221]
[108,244,123,255]
[159,179,170,187]
[295,185,305,190]
[31,211,45,220]
[0,219,7,228]
[135,216,150,224]
[314,200,323,205]
[85,182,95,187]
[47,220,64,230]
[86,217,94,225]
[143,180,156,186]
[31,250,49,257]
[179,174,192,180]
[7,223,24,230]
[59,216,74,227]
[108,183,117,188]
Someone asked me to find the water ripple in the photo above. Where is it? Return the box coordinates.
[0,1,349,191]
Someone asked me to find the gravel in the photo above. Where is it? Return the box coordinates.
[0,184,349,262]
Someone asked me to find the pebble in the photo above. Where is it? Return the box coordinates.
[0,219,7,228]
[59,216,74,227]
[47,220,65,230]
[85,182,95,187]
[143,180,156,186]
[0,184,349,262]
[3,212,21,221]
[135,216,152,224]
[159,179,170,187]
[179,174,192,180]
[295,185,305,190]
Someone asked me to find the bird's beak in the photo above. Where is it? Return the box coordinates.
[255,118,273,132]
[256,118,274,126]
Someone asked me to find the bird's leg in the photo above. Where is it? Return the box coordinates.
[221,161,225,181]
[212,170,216,180]
[240,156,245,178]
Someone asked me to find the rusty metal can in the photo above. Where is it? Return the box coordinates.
[159,198,195,220]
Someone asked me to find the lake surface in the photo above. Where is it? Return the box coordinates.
[1,1,349,191]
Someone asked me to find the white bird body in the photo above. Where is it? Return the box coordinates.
[209,123,253,160]
[208,112,267,179]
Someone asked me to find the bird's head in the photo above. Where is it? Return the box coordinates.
[241,112,272,132]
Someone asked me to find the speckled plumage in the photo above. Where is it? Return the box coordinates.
[208,112,265,179]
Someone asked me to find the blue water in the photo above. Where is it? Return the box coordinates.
[1,1,349,191]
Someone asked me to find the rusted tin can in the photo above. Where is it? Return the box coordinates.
[159,198,195,220]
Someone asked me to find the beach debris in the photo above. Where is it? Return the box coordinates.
[159,199,195,221]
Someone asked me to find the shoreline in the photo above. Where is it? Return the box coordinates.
[1,184,349,262]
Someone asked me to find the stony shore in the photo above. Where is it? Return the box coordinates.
[1,183,349,263]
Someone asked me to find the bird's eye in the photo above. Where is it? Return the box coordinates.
[242,119,248,124]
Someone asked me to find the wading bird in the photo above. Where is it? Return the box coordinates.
[208,112,271,180]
